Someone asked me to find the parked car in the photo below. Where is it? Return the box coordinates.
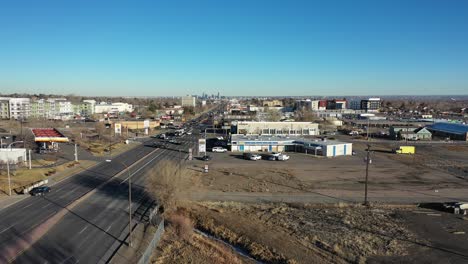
[30,186,51,196]
[277,154,290,161]
[202,155,212,161]
[270,152,282,157]
[216,136,224,140]
[262,154,276,161]
[212,147,228,153]
[249,154,261,161]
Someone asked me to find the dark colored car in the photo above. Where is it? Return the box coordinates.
[152,143,165,149]
[202,155,212,161]
[30,186,51,196]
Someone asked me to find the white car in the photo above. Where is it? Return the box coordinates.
[216,136,224,140]
[277,154,290,161]
[212,147,227,153]
[270,152,282,157]
[250,154,262,160]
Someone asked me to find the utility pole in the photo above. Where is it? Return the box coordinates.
[29,149,31,170]
[364,144,371,206]
[6,150,11,196]
[74,144,78,162]
[366,118,370,140]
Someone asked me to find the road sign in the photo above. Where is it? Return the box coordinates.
[143,120,150,129]
[204,164,209,173]
[115,123,122,134]
[188,148,193,160]
[198,138,206,153]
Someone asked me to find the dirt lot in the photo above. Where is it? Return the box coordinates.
[183,141,468,202]
[152,139,468,263]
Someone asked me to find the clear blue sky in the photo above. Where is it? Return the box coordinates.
[1,0,467,96]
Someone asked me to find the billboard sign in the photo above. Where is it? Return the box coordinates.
[114,123,122,134]
[198,138,206,153]
[143,120,150,129]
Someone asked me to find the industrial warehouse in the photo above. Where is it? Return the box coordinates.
[230,134,352,157]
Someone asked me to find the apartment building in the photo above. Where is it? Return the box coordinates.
[0,99,9,119]
[181,95,196,107]
[361,98,381,112]
[3,98,31,120]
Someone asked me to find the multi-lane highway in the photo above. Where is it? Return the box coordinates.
[0,128,199,263]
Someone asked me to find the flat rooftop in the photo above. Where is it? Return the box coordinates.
[230,134,350,145]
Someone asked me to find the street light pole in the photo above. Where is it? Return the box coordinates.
[106,159,132,247]
[364,144,371,206]
[128,168,132,247]
[6,152,11,196]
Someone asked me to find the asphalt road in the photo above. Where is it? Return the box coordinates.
[0,131,198,263]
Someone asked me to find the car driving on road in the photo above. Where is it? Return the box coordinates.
[30,186,51,196]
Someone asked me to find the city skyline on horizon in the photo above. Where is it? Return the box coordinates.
[1,0,468,96]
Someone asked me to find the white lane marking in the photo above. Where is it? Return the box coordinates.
[78,226,88,234]
[23,203,33,209]
[42,203,51,209]
[0,225,13,234]
[120,149,168,183]
[105,223,113,232]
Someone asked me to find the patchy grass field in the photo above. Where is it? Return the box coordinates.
[153,202,419,264]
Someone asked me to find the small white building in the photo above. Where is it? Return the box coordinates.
[294,139,353,157]
[0,148,27,164]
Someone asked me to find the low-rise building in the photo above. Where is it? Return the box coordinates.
[262,99,283,107]
[94,102,133,114]
[233,121,319,136]
[230,134,352,157]
[427,123,468,141]
[390,126,432,140]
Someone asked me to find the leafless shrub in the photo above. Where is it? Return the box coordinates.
[146,159,188,214]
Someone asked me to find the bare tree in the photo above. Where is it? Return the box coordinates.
[146,160,186,215]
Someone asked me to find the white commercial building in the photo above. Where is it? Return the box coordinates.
[0,148,28,165]
[234,121,319,136]
[230,135,352,157]
[294,139,353,157]
[94,102,134,114]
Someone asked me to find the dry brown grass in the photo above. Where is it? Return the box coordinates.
[166,211,194,241]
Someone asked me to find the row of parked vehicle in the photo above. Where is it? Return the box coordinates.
[243,152,290,161]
